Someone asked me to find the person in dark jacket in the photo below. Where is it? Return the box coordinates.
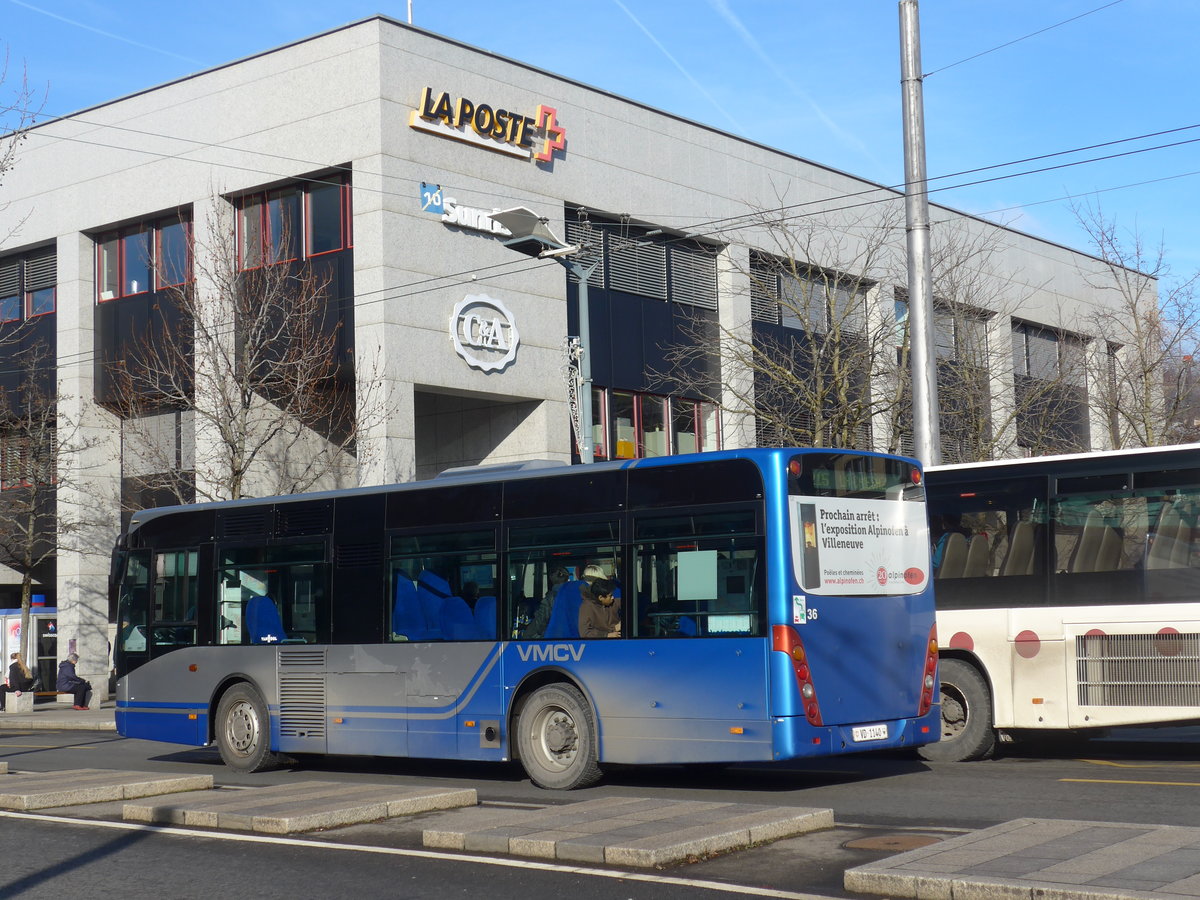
[0,652,34,710]
[57,653,91,710]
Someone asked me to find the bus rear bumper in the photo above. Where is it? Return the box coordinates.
[772,709,940,759]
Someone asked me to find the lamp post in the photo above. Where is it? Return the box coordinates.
[489,207,597,463]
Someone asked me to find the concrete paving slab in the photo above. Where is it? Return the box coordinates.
[123,781,476,834]
[845,818,1200,900]
[420,797,832,868]
[0,768,212,810]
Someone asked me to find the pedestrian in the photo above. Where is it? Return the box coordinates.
[0,652,34,711]
[57,652,92,710]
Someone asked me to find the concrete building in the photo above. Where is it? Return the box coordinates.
[0,16,1129,693]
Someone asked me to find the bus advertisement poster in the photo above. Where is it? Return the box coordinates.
[788,496,929,595]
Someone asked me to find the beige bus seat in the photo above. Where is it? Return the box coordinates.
[1148,503,1184,569]
[936,531,967,579]
[1094,526,1123,572]
[1069,510,1105,573]
[1172,512,1193,567]
[1001,520,1034,576]
[963,533,991,577]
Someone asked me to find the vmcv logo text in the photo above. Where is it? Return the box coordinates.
[516,644,585,663]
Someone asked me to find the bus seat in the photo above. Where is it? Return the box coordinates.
[545,580,586,639]
[1148,503,1183,569]
[1172,514,1193,567]
[391,578,431,640]
[246,596,287,644]
[936,532,967,579]
[963,533,991,577]
[1001,521,1034,576]
[440,595,481,640]
[677,615,698,636]
[416,570,451,639]
[1069,510,1105,573]
[1095,526,1122,572]
[474,595,497,639]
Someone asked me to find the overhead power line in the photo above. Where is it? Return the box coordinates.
[924,0,1127,78]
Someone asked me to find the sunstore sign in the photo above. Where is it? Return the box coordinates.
[409,87,567,163]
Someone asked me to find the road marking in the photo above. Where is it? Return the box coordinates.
[1080,759,1200,769]
[0,808,835,900]
[1062,778,1200,787]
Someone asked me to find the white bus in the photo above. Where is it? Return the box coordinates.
[922,444,1200,761]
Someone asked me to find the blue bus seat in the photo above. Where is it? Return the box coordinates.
[392,578,431,640]
[677,615,698,636]
[246,596,287,644]
[545,580,586,639]
[417,570,451,640]
[440,595,481,640]
[474,595,497,639]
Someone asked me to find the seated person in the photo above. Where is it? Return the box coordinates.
[579,577,621,639]
[0,652,33,711]
[521,565,569,639]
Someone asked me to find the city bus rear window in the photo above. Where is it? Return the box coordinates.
[790,453,921,501]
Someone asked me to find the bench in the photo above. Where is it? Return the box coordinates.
[3,691,71,714]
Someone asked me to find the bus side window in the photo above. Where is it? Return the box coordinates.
[388,530,497,642]
[631,510,761,638]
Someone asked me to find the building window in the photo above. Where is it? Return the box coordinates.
[752,254,867,336]
[96,215,192,302]
[564,214,718,310]
[0,429,53,491]
[1012,321,1090,452]
[237,173,351,270]
[590,388,719,461]
[0,247,57,321]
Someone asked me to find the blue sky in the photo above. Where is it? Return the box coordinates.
[4,0,1198,279]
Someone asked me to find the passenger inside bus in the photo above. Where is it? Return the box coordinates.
[579,577,621,638]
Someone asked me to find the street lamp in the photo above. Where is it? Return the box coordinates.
[489,207,598,464]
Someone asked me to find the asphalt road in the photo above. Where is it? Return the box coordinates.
[0,726,1197,899]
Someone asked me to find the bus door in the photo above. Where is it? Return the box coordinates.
[114,549,152,677]
[616,509,770,764]
[218,543,329,755]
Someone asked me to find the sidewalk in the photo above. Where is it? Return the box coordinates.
[0,697,116,732]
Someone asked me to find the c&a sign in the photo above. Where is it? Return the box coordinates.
[410,87,566,163]
[450,295,520,373]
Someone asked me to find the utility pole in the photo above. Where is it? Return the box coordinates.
[899,0,942,467]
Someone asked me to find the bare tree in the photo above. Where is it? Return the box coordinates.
[659,202,1085,462]
[0,342,103,656]
[107,203,390,506]
[0,46,45,246]
[1073,201,1200,448]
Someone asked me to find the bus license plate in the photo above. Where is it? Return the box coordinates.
[852,724,888,742]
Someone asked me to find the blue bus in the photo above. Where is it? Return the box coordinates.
[112,448,939,789]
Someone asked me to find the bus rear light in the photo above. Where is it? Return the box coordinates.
[773,624,823,726]
[910,468,921,485]
[919,624,938,716]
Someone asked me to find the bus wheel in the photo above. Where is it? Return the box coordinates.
[215,683,280,773]
[516,684,602,790]
[918,658,996,762]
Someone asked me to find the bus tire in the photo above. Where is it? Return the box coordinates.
[516,683,602,790]
[918,658,996,762]
[215,683,280,773]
